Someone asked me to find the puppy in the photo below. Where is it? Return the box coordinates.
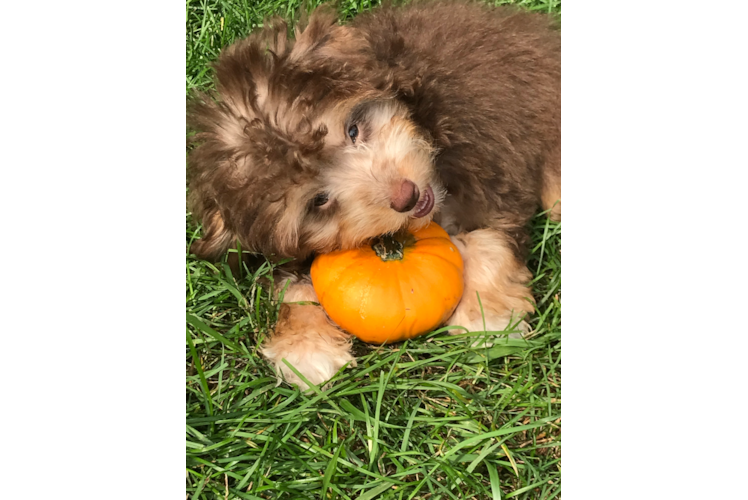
[187,0,560,388]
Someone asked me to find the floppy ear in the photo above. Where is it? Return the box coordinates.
[190,207,265,279]
[190,208,235,262]
[291,5,338,53]
[289,5,365,63]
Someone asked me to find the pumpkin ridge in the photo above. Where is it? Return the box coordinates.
[386,264,407,343]
[410,222,449,242]
[313,255,366,302]
[407,247,464,274]
[410,232,455,251]
[395,262,428,340]
[322,255,368,294]
[385,308,408,344]
[355,267,377,323]
[414,234,446,243]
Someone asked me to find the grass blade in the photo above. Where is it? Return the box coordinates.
[186,312,242,352]
[487,465,502,500]
[186,328,213,416]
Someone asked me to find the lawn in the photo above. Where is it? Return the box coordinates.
[186,1,562,498]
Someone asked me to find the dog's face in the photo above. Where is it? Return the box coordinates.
[188,13,444,261]
[295,97,444,256]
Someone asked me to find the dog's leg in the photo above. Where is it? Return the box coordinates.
[261,276,355,389]
[541,142,561,222]
[446,229,535,339]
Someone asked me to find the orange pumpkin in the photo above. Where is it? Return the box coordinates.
[311,223,464,344]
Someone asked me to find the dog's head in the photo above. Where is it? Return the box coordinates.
[188,10,443,262]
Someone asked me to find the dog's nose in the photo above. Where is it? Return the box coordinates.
[390,179,420,213]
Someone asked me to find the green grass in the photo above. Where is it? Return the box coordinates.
[186,1,561,498]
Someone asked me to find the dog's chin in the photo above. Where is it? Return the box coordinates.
[338,213,437,253]
[407,210,436,232]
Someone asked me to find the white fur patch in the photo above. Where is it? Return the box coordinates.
[445,229,535,343]
[447,298,530,350]
[447,307,529,340]
[262,335,356,390]
[263,281,355,390]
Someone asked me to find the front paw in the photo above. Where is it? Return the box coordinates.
[261,304,355,390]
[446,308,529,342]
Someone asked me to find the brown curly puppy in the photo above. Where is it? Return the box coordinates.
[187,0,560,388]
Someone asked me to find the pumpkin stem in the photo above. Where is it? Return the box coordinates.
[372,234,405,261]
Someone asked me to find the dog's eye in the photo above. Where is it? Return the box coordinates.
[347,124,359,144]
[312,193,330,207]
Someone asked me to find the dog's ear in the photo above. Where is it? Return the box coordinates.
[190,207,270,278]
[292,4,338,50]
[190,208,235,262]
[290,5,365,63]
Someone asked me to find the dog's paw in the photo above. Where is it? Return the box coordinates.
[445,309,529,345]
[261,304,355,390]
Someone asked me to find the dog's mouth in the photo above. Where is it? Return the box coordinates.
[411,185,435,218]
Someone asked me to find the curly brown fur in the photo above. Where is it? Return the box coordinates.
[187,0,560,387]
[352,1,561,252]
